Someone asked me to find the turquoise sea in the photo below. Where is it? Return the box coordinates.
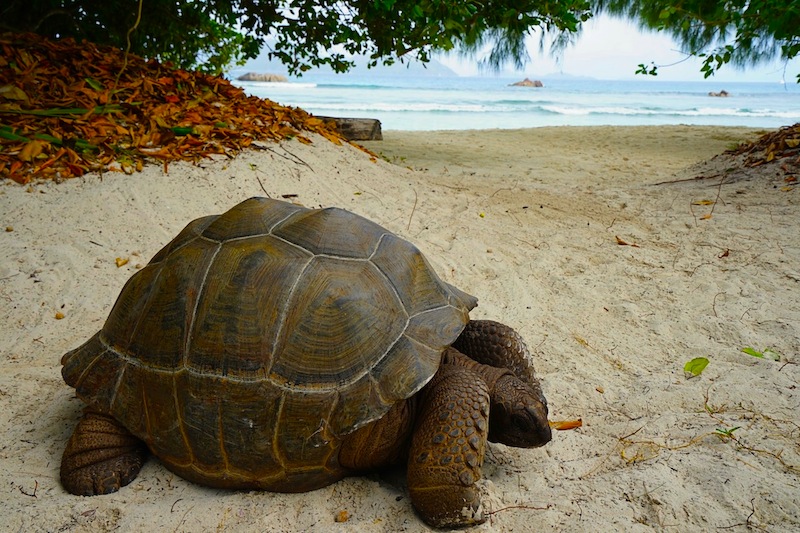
[232,73,800,131]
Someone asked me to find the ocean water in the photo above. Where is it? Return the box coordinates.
[233,74,800,131]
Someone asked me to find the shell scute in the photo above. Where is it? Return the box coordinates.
[273,390,340,466]
[269,256,405,391]
[405,306,472,352]
[63,335,125,410]
[149,214,216,264]
[137,370,186,463]
[202,197,304,242]
[371,234,459,315]
[273,206,387,258]
[174,370,225,471]
[371,335,442,402]
[106,236,220,370]
[186,236,311,378]
[216,378,285,478]
[327,373,386,435]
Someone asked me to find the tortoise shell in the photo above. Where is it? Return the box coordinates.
[62,197,477,491]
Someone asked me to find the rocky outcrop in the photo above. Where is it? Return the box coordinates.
[510,78,544,87]
[237,72,288,82]
[708,90,730,97]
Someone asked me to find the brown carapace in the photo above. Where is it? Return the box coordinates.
[60,197,551,528]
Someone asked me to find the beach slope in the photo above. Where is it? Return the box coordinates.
[2,125,798,531]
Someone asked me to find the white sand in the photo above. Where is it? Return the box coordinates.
[2,125,798,531]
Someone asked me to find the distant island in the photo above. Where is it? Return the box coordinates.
[237,72,288,82]
[510,78,544,87]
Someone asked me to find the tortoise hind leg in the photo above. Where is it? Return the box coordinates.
[407,365,490,528]
[61,409,147,496]
[453,319,538,385]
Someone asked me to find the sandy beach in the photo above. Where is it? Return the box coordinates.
[2,125,798,532]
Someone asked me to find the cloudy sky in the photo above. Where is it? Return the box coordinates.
[439,15,798,83]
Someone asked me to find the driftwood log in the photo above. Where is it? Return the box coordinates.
[318,116,382,141]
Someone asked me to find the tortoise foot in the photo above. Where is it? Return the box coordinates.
[407,365,490,528]
[61,409,147,496]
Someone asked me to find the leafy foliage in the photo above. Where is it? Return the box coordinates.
[3,0,796,78]
[592,0,800,81]
[1,0,591,75]
[0,1,263,75]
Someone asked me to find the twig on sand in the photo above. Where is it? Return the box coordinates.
[486,503,552,522]
[255,175,270,197]
[716,498,761,530]
[651,173,722,185]
[706,175,727,219]
[18,480,38,497]
[261,145,314,171]
[407,189,418,231]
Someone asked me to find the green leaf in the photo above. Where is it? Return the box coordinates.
[171,126,194,136]
[0,124,29,142]
[85,78,104,91]
[743,347,781,361]
[742,346,780,361]
[715,426,741,438]
[742,347,764,358]
[0,105,124,116]
[683,357,709,378]
[0,125,96,150]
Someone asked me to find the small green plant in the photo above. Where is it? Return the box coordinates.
[714,426,741,439]
[742,347,781,361]
[683,357,709,378]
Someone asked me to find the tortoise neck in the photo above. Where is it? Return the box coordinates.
[441,348,513,392]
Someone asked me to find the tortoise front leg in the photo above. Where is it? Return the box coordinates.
[407,365,490,528]
[453,319,538,385]
[61,409,147,496]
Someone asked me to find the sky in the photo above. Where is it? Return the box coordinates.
[437,14,798,83]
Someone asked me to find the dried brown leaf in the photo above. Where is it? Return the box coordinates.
[615,235,640,247]
[18,140,44,162]
[550,419,583,431]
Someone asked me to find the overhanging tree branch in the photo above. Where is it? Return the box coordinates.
[592,0,800,81]
[2,0,591,74]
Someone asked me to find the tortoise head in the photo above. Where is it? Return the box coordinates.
[488,374,552,448]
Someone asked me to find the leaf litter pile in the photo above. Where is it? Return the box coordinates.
[728,123,800,169]
[718,124,799,188]
[0,33,347,184]
[664,123,800,189]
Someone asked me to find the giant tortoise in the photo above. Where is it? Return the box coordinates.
[60,197,551,528]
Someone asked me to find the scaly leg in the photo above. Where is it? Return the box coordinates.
[453,319,538,385]
[407,365,490,528]
[61,409,147,496]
